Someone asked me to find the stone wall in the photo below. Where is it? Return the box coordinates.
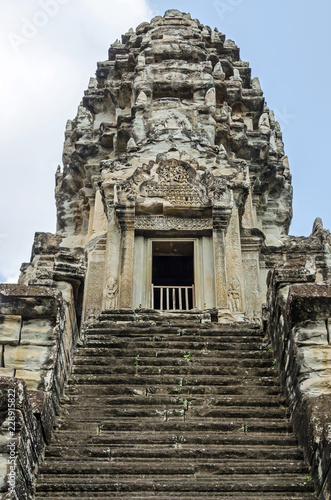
[0,283,79,498]
[265,272,331,499]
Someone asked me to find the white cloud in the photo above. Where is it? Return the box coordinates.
[0,42,82,143]
[4,275,20,285]
[0,0,153,282]
[80,0,153,31]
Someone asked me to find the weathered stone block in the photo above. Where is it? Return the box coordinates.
[0,285,60,320]
[4,345,50,372]
[0,315,22,345]
[288,284,331,322]
[14,370,42,391]
[20,319,54,346]
[0,369,15,378]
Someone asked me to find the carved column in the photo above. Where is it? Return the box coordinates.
[100,179,121,312]
[103,205,121,311]
[117,207,135,309]
[213,209,231,311]
[241,231,264,319]
[82,236,107,323]
[225,193,245,314]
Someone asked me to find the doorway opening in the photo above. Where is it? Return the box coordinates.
[151,240,195,311]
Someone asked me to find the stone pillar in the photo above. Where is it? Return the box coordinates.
[100,180,121,312]
[92,189,108,236]
[225,196,245,314]
[103,206,121,311]
[241,232,264,319]
[82,237,107,323]
[86,193,95,239]
[213,209,231,312]
[117,207,135,309]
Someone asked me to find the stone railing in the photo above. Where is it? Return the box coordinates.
[0,283,79,499]
[265,271,331,499]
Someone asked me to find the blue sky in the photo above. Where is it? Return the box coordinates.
[0,0,330,282]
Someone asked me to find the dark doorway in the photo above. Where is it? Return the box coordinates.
[152,241,195,310]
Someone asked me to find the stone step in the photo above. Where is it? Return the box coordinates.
[85,332,264,343]
[97,313,261,330]
[73,362,277,377]
[39,459,308,476]
[44,445,304,462]
[58,404,288,420]
[64,383,282,397]
[82,339,265,350]
[75,346,273,358]
[36,474,314,493]
[67,374,279,387]
[71,365,277,378]
[36,321,312,499]
[73,355,273,367]
[87,324,262,335]
[61,394,285,408]
[35,491,316,500]
[54,418,292,434]
[36,494,315,500]
[47,432,300,450]
[98,311,210,324]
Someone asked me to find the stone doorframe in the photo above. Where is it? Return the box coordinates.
[132,236,216,310]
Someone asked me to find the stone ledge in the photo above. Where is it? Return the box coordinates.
[288,284,331,322]
[0,283,79,497]
[267,273,331,498]
[0,284,59,298]
[0,377,42,499]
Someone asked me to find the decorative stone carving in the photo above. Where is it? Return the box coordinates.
[85,306,99,323]
[105,277,119,309]
[112,159,238,214]
[144,160,207,207]
[134,216,212,231]
[118,213,135,309]
[227,278,241,312]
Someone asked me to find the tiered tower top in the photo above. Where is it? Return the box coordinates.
[56,9,292,246]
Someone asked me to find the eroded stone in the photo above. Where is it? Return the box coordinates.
[0,316,21,346]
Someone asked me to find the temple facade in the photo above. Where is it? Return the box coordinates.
[20,10,292,323]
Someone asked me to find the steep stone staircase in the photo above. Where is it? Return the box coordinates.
[35,312,315,499]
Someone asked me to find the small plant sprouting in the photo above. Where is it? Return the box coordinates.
[172,386,182,393]
[180,399,188,410]
[241,424,248,433]
[134,355,140,367]
[184,354,191,362]
[305,475,313,482]
[271,360,276,369]
[173,435,187,444]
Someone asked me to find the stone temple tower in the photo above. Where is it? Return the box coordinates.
[1,9,331,499]
[21,10,292,322]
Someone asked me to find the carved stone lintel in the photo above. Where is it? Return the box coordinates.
[134,216,212,231]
